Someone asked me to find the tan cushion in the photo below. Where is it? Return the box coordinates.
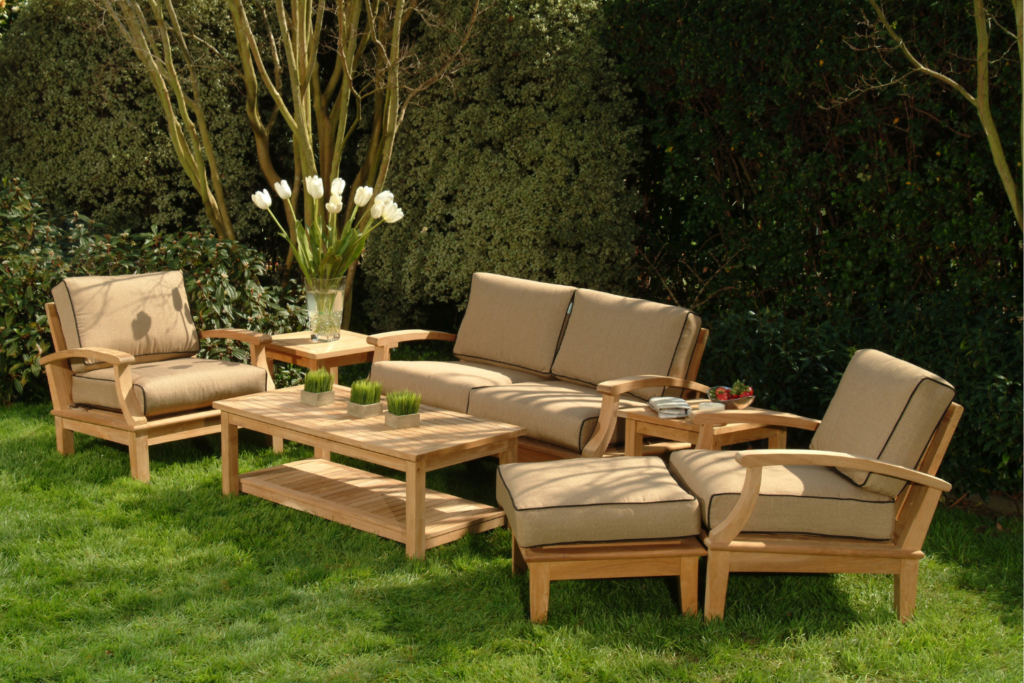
[53,271,200,373]
[72,357,270,417]
[468,380,646,453]
[811,349,956,498]
[369,360,546,413]
[668,449,896,540]
[496,457,702,547]
[453,273,575,375]
[550,288,702,400]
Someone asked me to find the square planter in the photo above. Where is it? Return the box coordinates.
[348,402,383,419]
[384,412,420,429]
[300,390,335,407]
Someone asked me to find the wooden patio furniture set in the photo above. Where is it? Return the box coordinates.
[39,270,963,624]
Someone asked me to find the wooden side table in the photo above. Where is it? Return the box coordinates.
[619,404,788,456]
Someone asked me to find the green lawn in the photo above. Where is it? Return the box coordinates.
[0,401,1020,682]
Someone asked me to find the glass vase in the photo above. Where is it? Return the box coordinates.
[305,277,344,342]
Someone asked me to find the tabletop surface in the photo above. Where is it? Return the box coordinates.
[266,330,376,360]
[214,386,525,461]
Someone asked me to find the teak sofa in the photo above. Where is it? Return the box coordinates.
[367,273,709,461]
[40,271,274,482]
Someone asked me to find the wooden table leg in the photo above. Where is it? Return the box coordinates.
[697,424,716,450]
[221,414,240,496]
[328,365,339,386]
[272,435,284,453]
[313,447,331,460]
[405,459,427,559]
[625,419,643,457]
[767,427,787,449]
[500,437,518,465]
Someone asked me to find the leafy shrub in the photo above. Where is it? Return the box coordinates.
[385,390,420,416]
[303,369,333,394]
[350,379,382,405]
[0,178,304,402]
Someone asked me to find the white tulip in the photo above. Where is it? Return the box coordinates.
[251,189,272,210]
[373,190,394,207]
[370,203,383,219]
[382,203,404,223]
[304,175,324,199]
[273,180,292,199]
[326,193,343,214]
[354,186,374,207]
[331,178,346,196]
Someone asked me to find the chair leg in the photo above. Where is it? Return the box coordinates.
[129,433,150,483]
[703,550,731,621]
[512,534,527,575]
[54,417,74,455]
[529,562,551,623]
[895,560,919,623]
[679,557,700,616]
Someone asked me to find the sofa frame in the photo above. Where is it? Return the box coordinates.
[39,302,274,483]
[367,327,710,461]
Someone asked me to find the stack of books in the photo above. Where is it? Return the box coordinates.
[648,396,691,419]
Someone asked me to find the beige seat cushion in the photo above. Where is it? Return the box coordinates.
[550,288,702,400]
[72,357,270,417]
[53,271,200,373]
[496,457,702,547]
[453,273,576,376]
[369,360,545,413]
[668,449,896,540]
[812,349,956,498]
[468,380,646,453]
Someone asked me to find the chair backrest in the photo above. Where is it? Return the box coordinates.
[549,288,703,400]
[51,271,200,373]
[810,349,956,498]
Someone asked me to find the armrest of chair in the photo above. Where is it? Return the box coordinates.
[691,409,821,432]
[366,329,457,362]
[199,329,273,345]
[596,375,709,397]
[706,448,950,546]
[39,347,136,367]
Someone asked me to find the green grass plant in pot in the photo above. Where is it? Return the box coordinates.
[347,379,383,418]
[384,390,421,429]
[300,369,335,407]
[251,178,404,342]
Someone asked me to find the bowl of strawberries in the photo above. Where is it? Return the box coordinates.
[709,380,755,410]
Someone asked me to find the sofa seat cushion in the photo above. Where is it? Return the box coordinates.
[668,449,896,540]
[496,457,702,547]
[467,380,646,453]
[53,271,201,373]
[550,288,702,400]
[72,357,271,417]
[453,273,576,376]
[369,360,545,413]
[810,349,956,498]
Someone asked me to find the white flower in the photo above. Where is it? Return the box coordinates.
[331,178,346,196]
[354,186,374,207]
[373,190,394,207]
[370,203,383,219]
[251,189,272,210]
[273,180,292,199]
[382,203,404,223]
[304,176,324,199]
[326,193,343,214]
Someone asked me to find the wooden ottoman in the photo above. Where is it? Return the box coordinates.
[496,456,706,622]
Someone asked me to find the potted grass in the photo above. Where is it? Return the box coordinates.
[384,390,421,429]
[347,379,383,418]
[300,368,335,407]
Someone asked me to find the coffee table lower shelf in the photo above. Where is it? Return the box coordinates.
[239,459,507,550]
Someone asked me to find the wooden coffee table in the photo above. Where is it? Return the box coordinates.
[215,386,525,558]
[620,401,788,456]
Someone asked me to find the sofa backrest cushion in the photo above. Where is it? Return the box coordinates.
[549,288,702,400]
[453,273,576,375]
[53,271,201,373]
[810,349,955,498]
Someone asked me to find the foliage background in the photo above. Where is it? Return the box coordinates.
[0,0,1020,494]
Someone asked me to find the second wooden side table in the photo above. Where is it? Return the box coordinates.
[619,404,788,456]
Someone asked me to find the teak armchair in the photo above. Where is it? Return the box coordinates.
[39,272,274,483]
[668,349,962,622]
